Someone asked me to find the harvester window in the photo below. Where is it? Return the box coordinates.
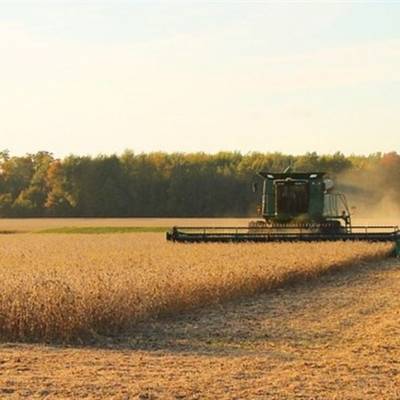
[276,182,309,215]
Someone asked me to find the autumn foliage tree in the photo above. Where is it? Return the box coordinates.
[0,150,398,217]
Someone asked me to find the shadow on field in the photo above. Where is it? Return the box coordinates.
[101,256,400,356]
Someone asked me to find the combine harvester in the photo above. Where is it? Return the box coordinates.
[166,169,400,256]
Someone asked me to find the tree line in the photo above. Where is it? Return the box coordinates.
[0,150,399,217]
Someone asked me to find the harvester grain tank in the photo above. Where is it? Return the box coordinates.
[166,170,399,254]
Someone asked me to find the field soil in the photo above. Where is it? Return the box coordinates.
[1,256,400,399]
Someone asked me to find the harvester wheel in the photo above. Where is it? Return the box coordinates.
[319,221,342,235]
[248,220,269,233]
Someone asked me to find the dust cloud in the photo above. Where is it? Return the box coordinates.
[336,168,400,225]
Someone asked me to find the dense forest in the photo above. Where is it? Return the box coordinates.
[0,150,399,218]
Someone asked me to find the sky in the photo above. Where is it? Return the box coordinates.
[1,1,400,157]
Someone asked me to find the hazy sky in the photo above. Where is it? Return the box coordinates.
[1,1,399,157]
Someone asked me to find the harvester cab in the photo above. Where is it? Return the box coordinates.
[254,171,351,233]
[166,170,399,253]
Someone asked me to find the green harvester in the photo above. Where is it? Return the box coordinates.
[166,169,399,255]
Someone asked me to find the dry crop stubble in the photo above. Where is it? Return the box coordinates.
[0,233,393,343]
